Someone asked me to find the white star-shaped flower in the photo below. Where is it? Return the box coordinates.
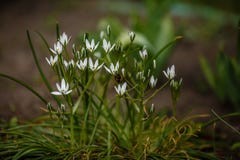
[51,79,72,95]
[63,59,75,69]
[46,55,58,66]
[85,39,99,52]
[88,58,103,71]
[76,58,87,70]
[50,41,63,55]
[139,49,148,60]
[163,65,175,80]
[149,75,158,88]
[59,32,71,45]
[104,61,119,75]
[102,39,115,53]
[114,82,127,96]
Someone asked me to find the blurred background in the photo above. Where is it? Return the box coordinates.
[0,0,239,121]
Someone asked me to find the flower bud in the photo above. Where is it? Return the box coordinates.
[106,25,111,37]
[128,31,135,42]
[83,33,89,42]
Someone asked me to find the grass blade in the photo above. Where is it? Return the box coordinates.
[0,73,47,104]
[211,109,240,136]
[27,30,60,105]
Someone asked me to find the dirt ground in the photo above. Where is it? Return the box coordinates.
[0,0,237,123]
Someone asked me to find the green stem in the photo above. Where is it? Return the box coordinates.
[125,97,135,138]
[64,95,75,148]
[143,80,169,105]
[70,105,75,147]
[211,109,240,136]
[172,100,177,117]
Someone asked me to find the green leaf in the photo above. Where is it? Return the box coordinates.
[199,56,215,89]
[0,73,47,104]
[232,142,240,150]
[27,30,61,106]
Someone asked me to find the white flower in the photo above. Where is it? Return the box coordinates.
[139,49,148,60]
[64,59,75,69]
[88,58,103,71]
[51,79,72,95]
[114,82,127,96]
[103,39,115,53]
[85,39,99,52]
[50,41,63,55]
[46,55,58,66]
[128,31,135,42]
[104,61,119,75]
[59,32,70,45]
[149,75,158,88]
[163,65,175,79]
[76,58,87,70]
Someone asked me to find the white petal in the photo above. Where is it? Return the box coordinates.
[86,39,90,49]
[51,91,62,95]
[65,90,72,95]
[91,39,95,48]
[94,42,99,51]
[60,79,65,90]
[46,57,50,65]
[104,66,111,74]
[114,86,120,95]
[122,82,127,91]
[163,71,168,79]
[50,48,57,55]
[116,61,119,70]
[56,83,61,91]
[88,58,93,69]
[94,59,99,69]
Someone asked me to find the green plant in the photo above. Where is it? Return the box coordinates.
[200,20,240,111]
[0,24,218,159]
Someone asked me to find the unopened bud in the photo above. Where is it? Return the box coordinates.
[150,104,155,113]
[106,25,111,37]
[47,103,53,111]
[115,41,122,53]
[83,33,89,42]
[60,104,66,112]
[100,31,105,39]
[128,31,135,42]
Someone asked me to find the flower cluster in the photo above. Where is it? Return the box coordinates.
[46,27,180,103]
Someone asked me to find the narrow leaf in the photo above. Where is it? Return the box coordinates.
[27,30,60,105]
[199,56,215,89]
[0,73,47,104]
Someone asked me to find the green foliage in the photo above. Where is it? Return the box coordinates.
[98,0,177,75]
[0,25,218,159]
[0,115,218,160]
[200,21,240,111]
